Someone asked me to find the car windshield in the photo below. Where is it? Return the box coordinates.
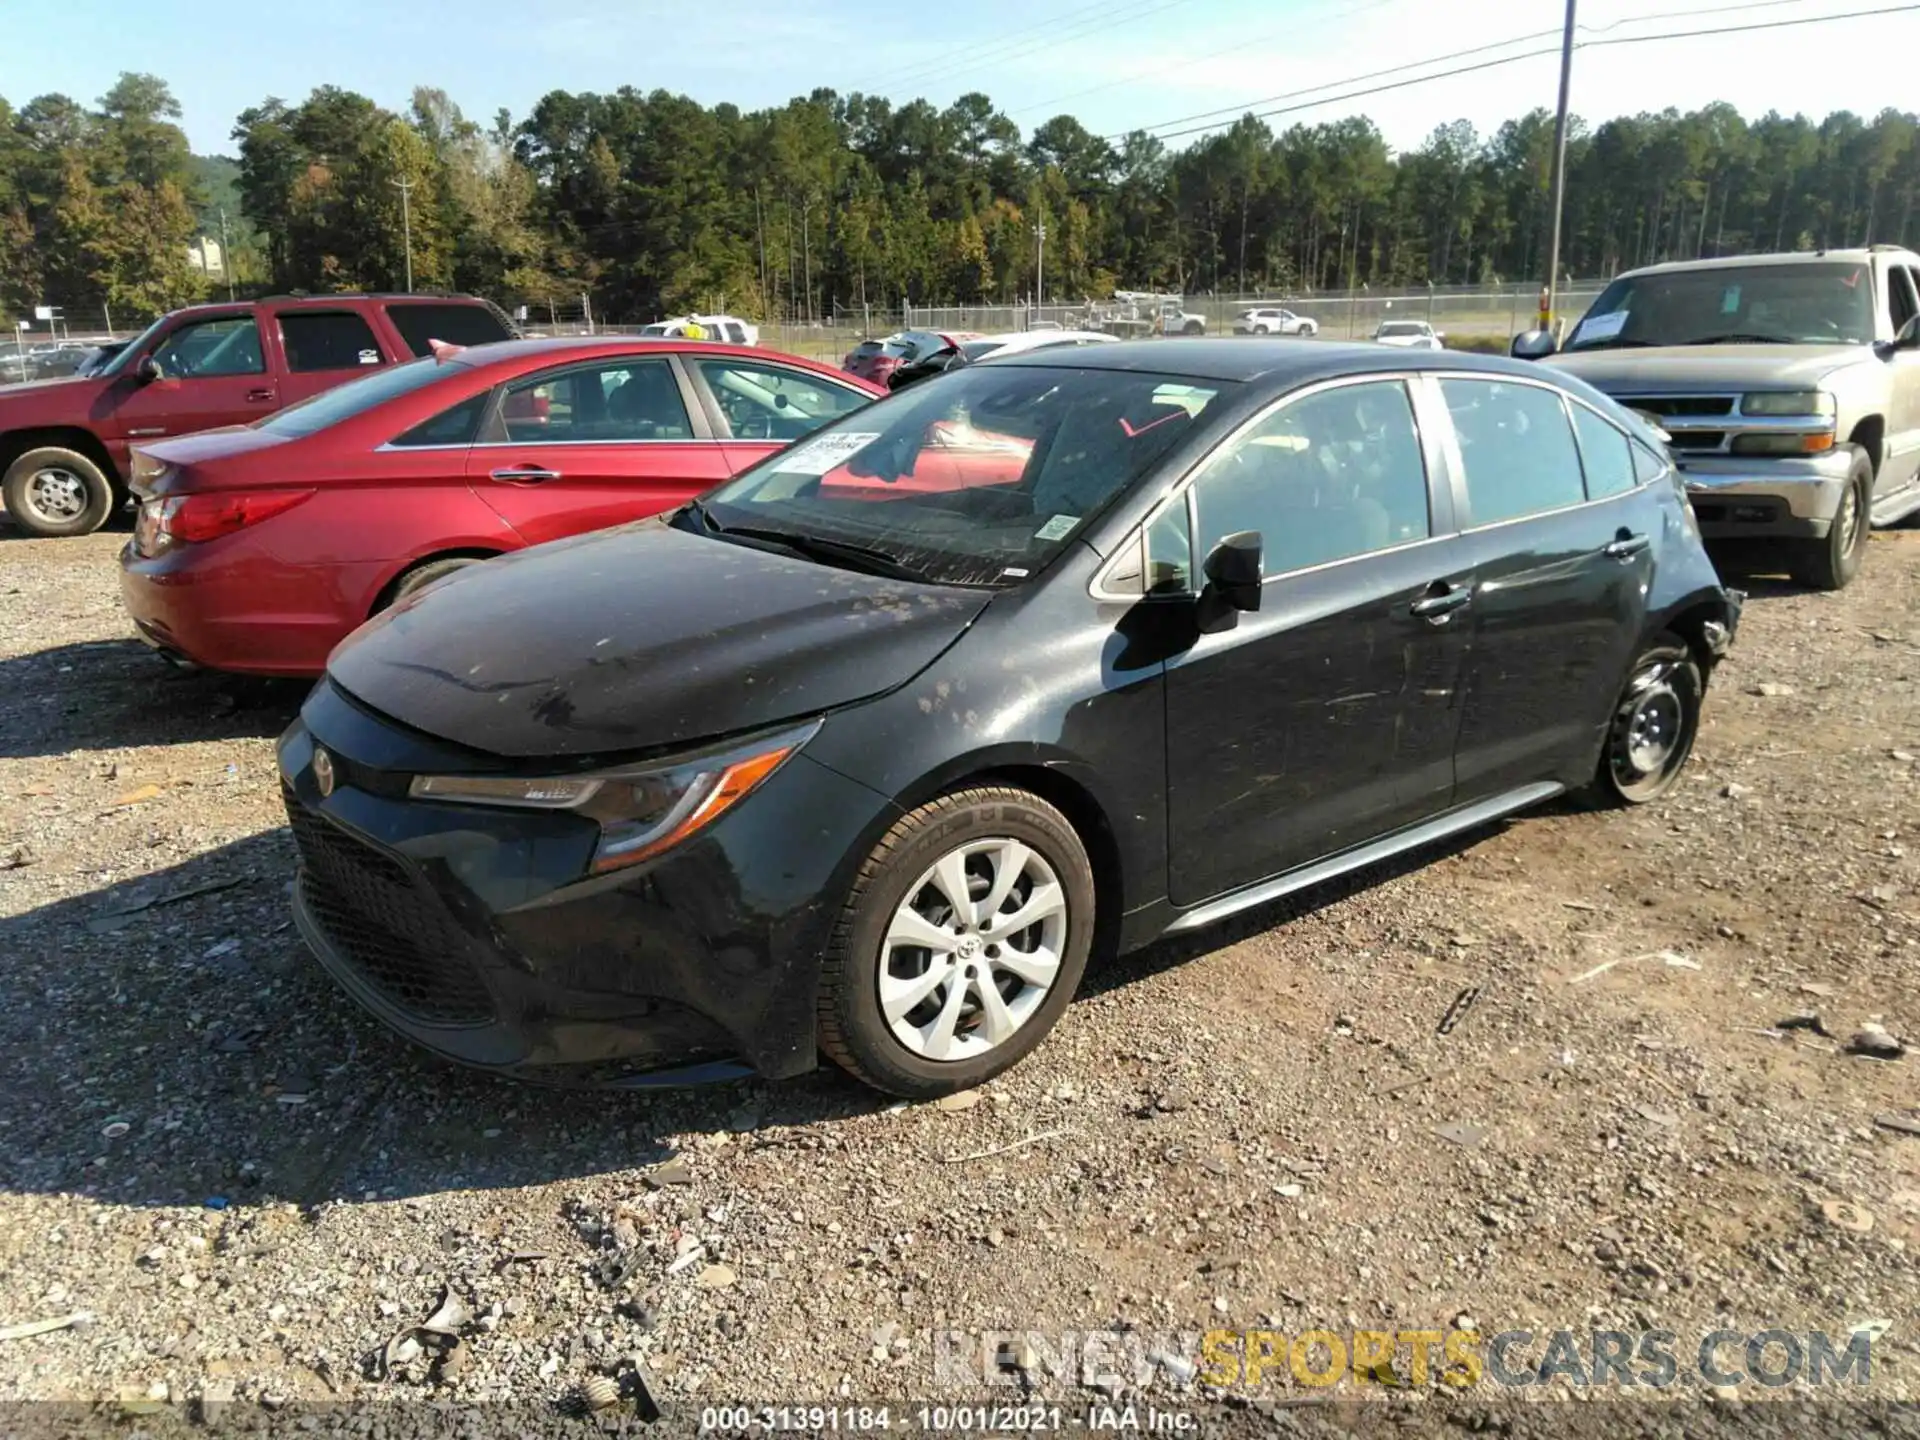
[697,365,1226,587]
[254,356,464,438]
[1378,322,1424,337]
[1567,261,1877,349]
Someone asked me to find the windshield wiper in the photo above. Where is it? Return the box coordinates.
[1566,338,1658,351]
[1682,332,1802,346]
[705,519,928,582]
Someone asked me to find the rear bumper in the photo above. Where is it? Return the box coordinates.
[1675,450,1853,540]
[119,539,376,676]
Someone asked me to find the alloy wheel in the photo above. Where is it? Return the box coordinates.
[879,838,1067,1062]
[25,467,87,524]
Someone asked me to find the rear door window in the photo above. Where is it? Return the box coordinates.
[1570,404,1638,499]
[385,302,514,357]
[1440,378,1585,526]
[279,311,385,372]
[390,391,491,448]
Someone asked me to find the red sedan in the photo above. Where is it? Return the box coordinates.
[119,338,883,676]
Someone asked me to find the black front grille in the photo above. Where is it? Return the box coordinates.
[1631,396,1734,417]
[285,793,496,1027]
[1668,431,1726,451]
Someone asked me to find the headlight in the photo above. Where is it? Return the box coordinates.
[1730,433,1835,456]
[1740,390,1834,418]
[407,719,820,873]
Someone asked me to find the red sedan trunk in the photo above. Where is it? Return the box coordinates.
[118,338,883,676]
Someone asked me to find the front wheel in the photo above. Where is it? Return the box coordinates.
[816,787,1095,1097]
[1593,637,1702,805]
[3,446,115,537]
[1789,447,1872,590]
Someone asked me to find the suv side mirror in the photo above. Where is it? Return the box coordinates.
[1197,530,1263,631]
[1510,329,1557,361]
[136,354,164,384]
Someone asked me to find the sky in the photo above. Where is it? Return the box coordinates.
[2,0,1917,157]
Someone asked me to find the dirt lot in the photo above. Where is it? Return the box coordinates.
[2,525,1919,1433]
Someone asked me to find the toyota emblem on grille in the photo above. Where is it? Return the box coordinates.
[313,747,336,798]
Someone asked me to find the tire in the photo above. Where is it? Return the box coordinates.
[385,555,480,609]
[1182,320,1204,336]
[817,786,1096,1098]
[3,446,114,537]
[1592,635,1702,805]
[1788,447,1872,591]
[1253,325,1269,336]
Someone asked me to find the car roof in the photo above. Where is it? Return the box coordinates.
[971,330,1118,350]
[989,338,1541,386]
[444,334,860,381]
[1616,248,1910,280]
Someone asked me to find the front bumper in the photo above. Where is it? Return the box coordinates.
[277,681,896,1085]
[1675,450,1853,540]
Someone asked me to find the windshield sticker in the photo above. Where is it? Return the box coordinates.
[1034,514,1079,542]
[778,431,881,475]
[1720,286,1742,314]
[1575,311,1628,343]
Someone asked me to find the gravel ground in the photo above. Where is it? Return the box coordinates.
[2,524,1919,1435]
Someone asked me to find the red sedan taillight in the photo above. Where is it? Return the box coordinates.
[136,489,314,555]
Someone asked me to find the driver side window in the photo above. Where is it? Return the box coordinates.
[1189,379,1431,575]
[150,316,264,378]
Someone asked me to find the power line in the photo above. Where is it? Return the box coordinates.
[862,0,1114,91]
[1125,0,1920,143]
[864,0,1198,101]
[1011,0,1402,119]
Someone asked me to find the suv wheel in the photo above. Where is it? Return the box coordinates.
[817,787,1095,1097]
[1790,446,1872,591]
[3,447,115,537]
[1595,635,1702,805]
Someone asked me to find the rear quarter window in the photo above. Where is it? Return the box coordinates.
[385,303,515,357]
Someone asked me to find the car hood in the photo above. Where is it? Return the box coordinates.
[1547,343,1864,391]
[0,373,106,403]
[328,519,994,759]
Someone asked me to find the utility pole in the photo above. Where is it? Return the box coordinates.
[1035,217,1047,320]
[217,208,236,303]
[390,177,416,293]
[1543,0,1578,334]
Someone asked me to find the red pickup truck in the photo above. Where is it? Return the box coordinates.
[0,293,517,537]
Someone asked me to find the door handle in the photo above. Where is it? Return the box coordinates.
[1604,532,1650,560]
[245,388,275,403]
[488,465,561,484]
[1410,584,1473,623]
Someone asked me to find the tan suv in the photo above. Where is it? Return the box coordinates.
[1512,246,1920,589]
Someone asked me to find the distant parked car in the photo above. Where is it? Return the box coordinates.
[118,338,882,676]
[1375,320,1444,350]
[0,292,518,536]
[639,314,759,345]
[1234,307,1318,337]
[75,341,130,377]
[274,340,1741,1097]
[887,329,1120,392]
[843,330,971,387]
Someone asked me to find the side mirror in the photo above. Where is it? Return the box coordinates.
[136,355,164,384]
[1510,329,1557,361]
[1197,530,1263,631]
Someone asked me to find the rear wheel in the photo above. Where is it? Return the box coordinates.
[1181,320,1204,336]
[817,787,1095,1098]
[3,446,114,537]
[1594,636,1701,805]
[1789,447,1871,591]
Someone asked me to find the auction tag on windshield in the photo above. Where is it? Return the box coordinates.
[1575,311,1628,343]
[1034,514,1079,541]
[779,431,881,475]
[1721,286,1742,314]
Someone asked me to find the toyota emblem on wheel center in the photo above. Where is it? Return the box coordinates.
[313,747,335,798]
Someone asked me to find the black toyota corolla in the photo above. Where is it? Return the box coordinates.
[278,341,1740,1097]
